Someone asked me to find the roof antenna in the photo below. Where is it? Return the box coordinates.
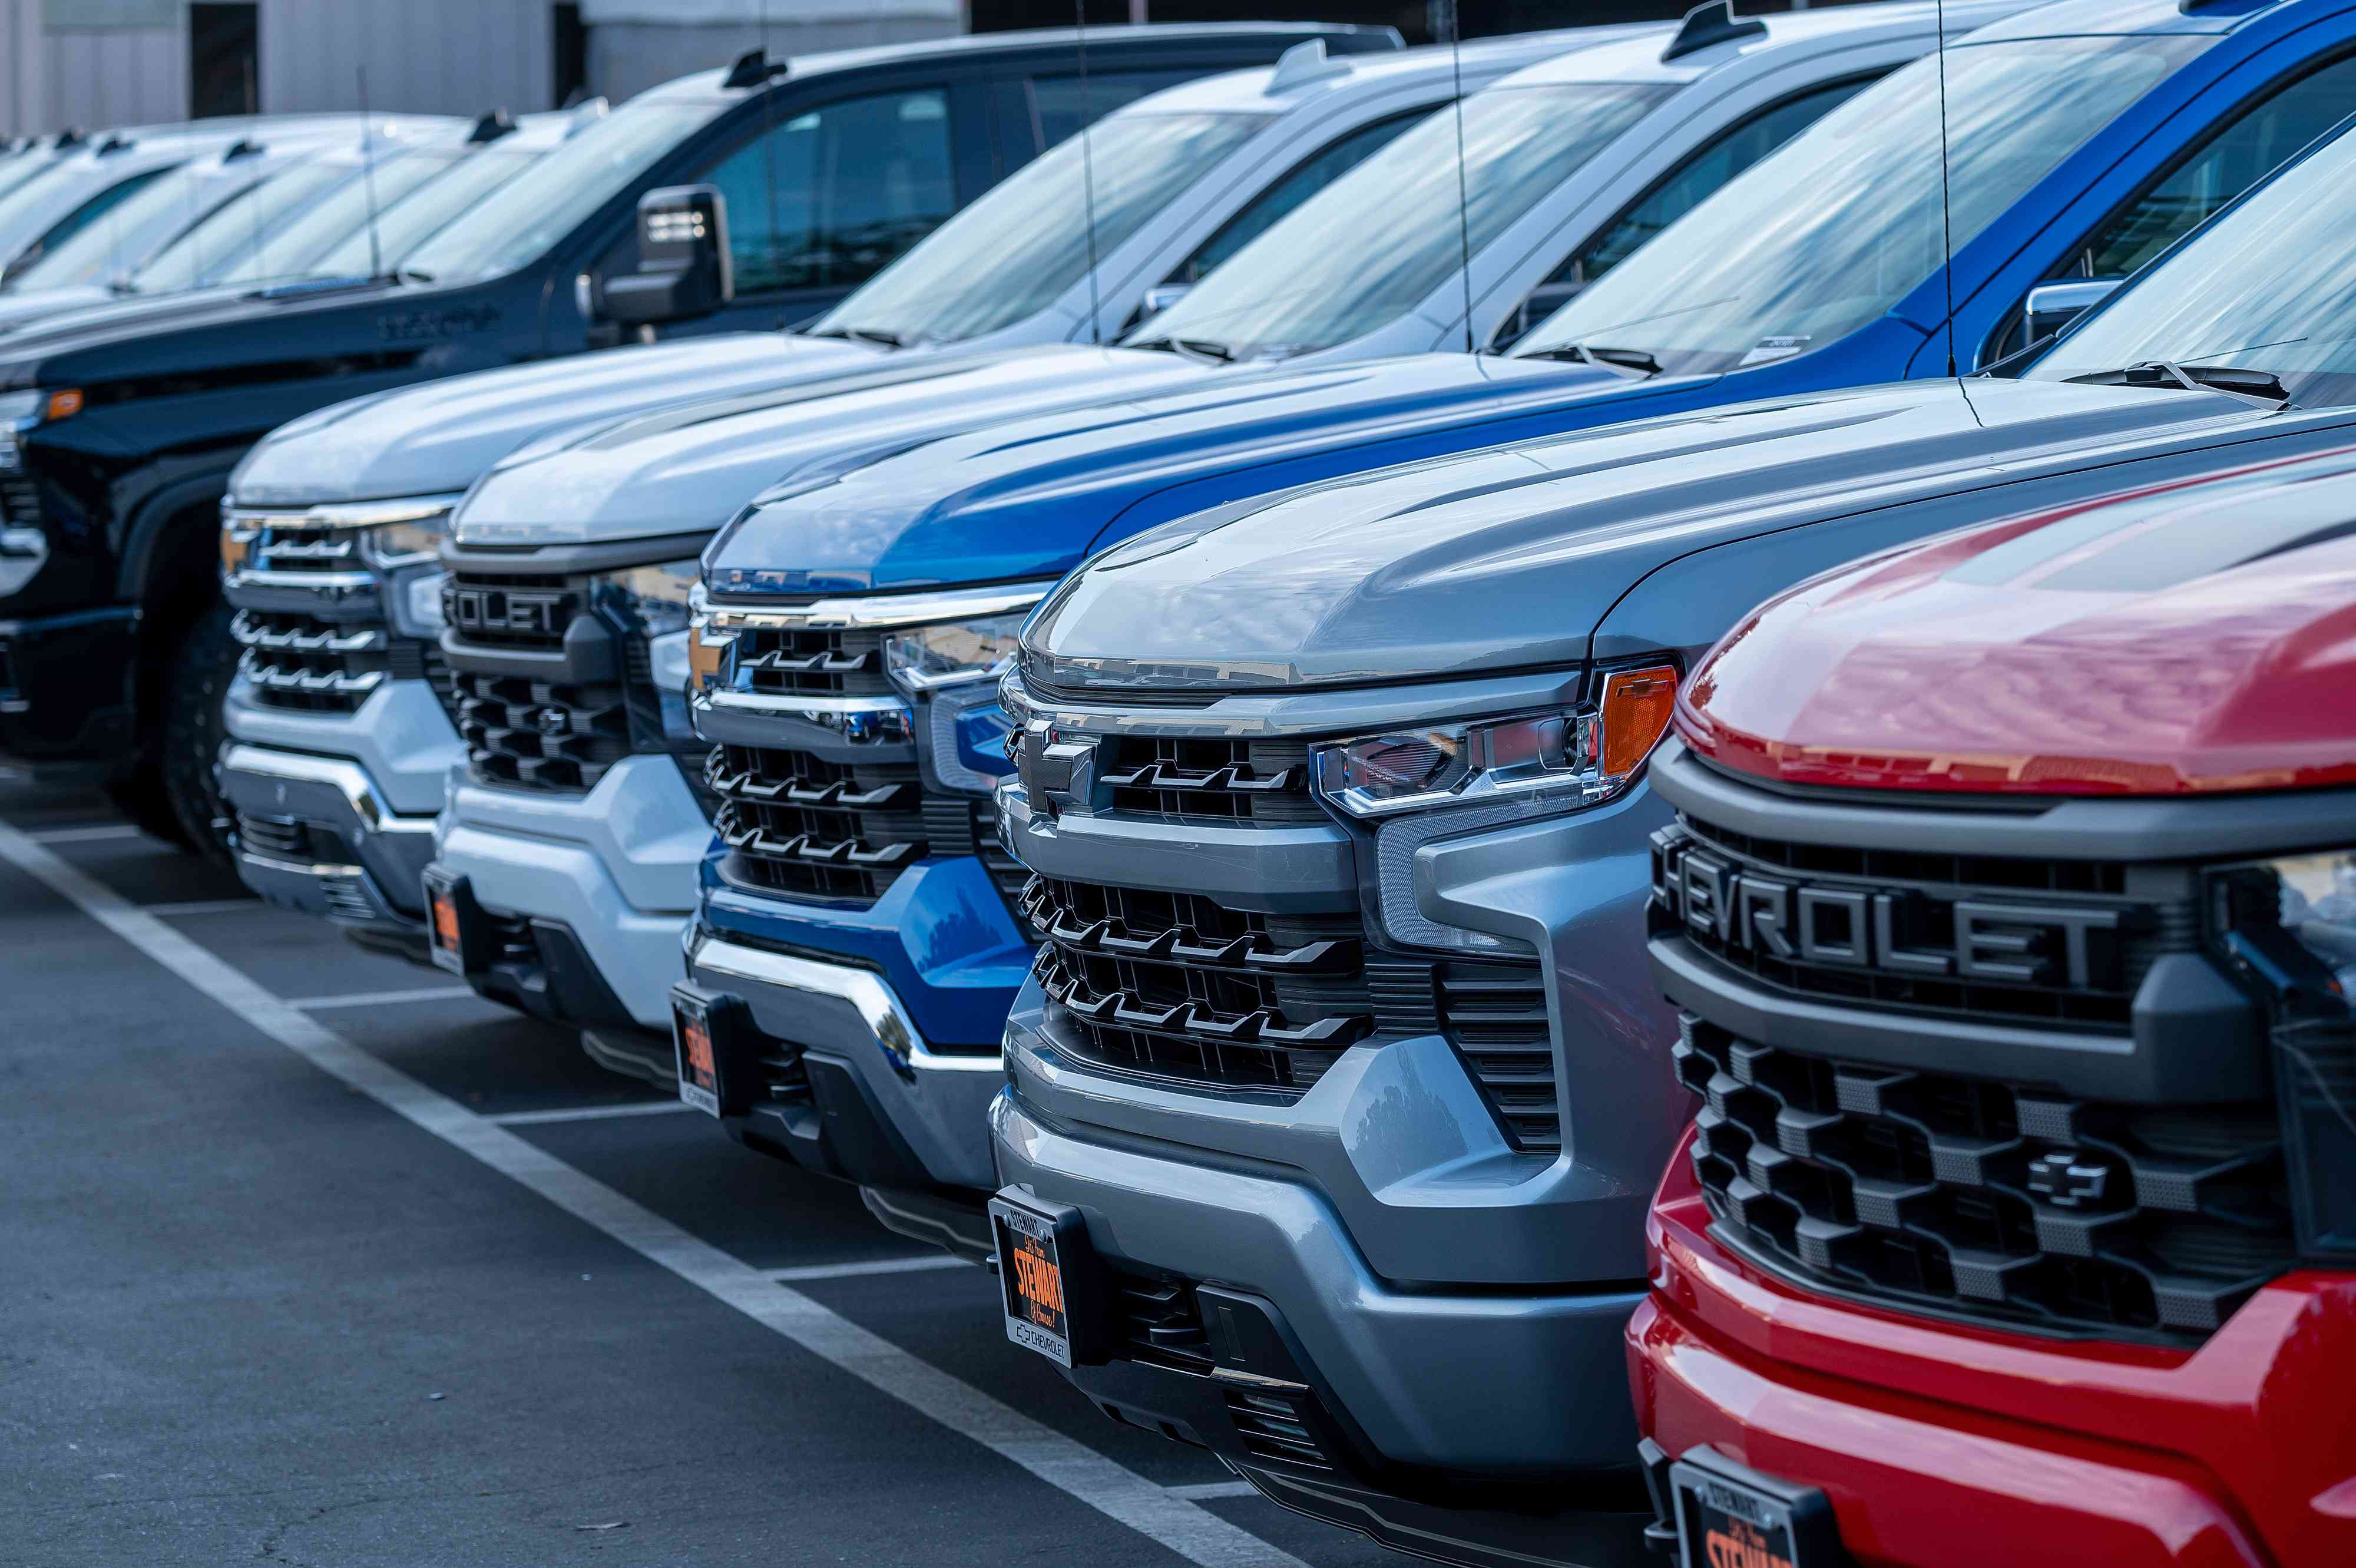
[1933,0,1957,378]
[759,0,780,307]
[1076,0,1103,346]
[358,68,385,282]
[1443,0,1475,353]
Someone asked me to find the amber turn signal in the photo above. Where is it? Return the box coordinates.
[1600,664,1679,779]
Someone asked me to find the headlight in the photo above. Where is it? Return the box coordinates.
[883,611,1025,692]
[595,557,699,639]
[0,386,75,474]
[358,519,446,568]
[2210,848,2356,1263]
[686,581,731,696]
[392,570,447,639]
[1312,664,1679,819]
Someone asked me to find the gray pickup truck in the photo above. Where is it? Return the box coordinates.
[985,107,2356,1568]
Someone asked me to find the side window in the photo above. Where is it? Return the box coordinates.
[1022,71,1197,153]
[1987,51,2356,360]
[1488,75,1876,350]
[1167,109,1428,288]
[700,88,956,295]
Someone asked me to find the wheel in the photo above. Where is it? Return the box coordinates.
[104,763,194,851]
[156,597,240,865]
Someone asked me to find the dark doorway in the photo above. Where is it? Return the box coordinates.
[552,3,592,109]
[189,3,260,118]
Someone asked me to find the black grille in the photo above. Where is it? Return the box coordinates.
[1675,1011,2293,1341]
[233,609,389,714]
[732,624,891,698]
[0,473,38,528]
[1659,812,2184,1032]
[1440,962,1558,1152]
[1109,1268,1216,1375]
[1027,874,1370,1094]
[1095,736,1323,825]
[1226,1388,1331,1470]
[707,742,925,902]
[454,670,631,791]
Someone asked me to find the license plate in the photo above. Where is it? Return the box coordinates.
[1669,1449,1837,1568]
[990,1196,1084,1367]
[426,884,465,975]
[673,997,723,1117]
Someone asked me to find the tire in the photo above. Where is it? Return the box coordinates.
[157,597,240,865]
[104,764,194,851]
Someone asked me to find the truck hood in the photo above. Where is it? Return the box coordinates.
[1025,377,2273,693]
[236,331,887,507]
[0,285,111,332]
[1677,440,2356,797]
[0,276,407,388]
[704,350,1616,593]
[455,346,1203,548]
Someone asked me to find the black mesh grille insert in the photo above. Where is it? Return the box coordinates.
[236,810,336,863]
[1094,736,1323,825]
[454,670,631,792]
[1659,812,2188,1032]
[233,609,391,714]
[1440,961,1558,1153]
[1108,1268,1216,1375]
[707,742,925,903]
[1675,1012,2294,1341]
[1026,874,1370,1094]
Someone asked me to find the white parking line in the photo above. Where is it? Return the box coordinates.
[770,1255,973,1283]
[286,986,479,1010]
[0,821,1307,1568]
[488,1101,696,1127]
[26,823,144,843]
[145,898,261,917]
[1168,1481,1262,1503]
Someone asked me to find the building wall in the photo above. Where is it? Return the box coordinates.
[578,1,963,105]
[1,0,188,138]
[258,0,551,119]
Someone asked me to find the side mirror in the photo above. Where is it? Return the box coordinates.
[2024,277,2121,345]
[1138,282,1190,319]
[603,184,733,328]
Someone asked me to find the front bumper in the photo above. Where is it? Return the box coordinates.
[679,929,1005,1255]
[1633,1150,2356,1568]
[431,753,706,1040]
[220,674,463,950]
[0,604,138,768]
[994,1087,1652,1567]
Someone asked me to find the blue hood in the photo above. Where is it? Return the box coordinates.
[706,351,1650,593]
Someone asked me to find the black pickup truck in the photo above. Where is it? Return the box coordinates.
[0,22,1396,851]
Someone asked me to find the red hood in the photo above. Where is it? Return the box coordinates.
[1678,445,2356,796]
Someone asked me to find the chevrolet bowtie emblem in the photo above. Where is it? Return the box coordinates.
[2024,1150,2110,1209]
[536,707,571,737]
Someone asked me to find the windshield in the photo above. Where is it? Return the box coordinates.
[203,147,466,286]
[0,158,163,262]
[1515,35,2206,375]
[1127,82,1673,359]
[0,154,60,204]
[2,158,264,290]
[2028,125,2356,408]
[812,110,1270,345]
[401,96,720,283]
[306,144,541,280]
[125,151,453,292]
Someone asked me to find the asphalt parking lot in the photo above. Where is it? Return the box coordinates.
[0,773,1402,1568]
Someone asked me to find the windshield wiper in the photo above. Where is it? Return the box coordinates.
[1517,343,1661,378]
[2064,360,2291,406]
[806,325,907,349]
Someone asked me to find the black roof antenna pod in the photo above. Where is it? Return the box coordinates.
[95,133,133,155]
[51,128,85,150]
[221,138,264,160]
[1660,0,1768,63]
[467,110,517,143]
[723,48,789,90]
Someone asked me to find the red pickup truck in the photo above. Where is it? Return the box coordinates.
[1629,446,2356,1568]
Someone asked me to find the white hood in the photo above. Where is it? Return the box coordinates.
[229,332,887,506]
[453,345,1212,546]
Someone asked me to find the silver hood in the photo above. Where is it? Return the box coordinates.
[228,331,883,507]
[1025,377,2276,694]
[452,346,1198,547]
